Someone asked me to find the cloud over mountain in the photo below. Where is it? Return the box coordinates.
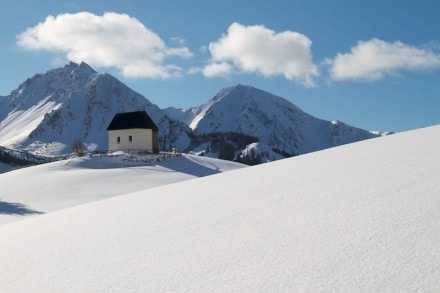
[202,62,232,78]
[203,23,318,86]
[328,38,440,81]
[16,12,440,88]
[16,12,193,79]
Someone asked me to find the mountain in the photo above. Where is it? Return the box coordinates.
[165,84,386,159]
[0,62,191,156]
[0,125,438,291]
[0,63,386,163]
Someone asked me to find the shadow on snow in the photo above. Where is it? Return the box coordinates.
[0,201,44,216]
[73,155,224,177]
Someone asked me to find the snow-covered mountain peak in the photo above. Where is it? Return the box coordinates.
[6,62,98,107]
[53,61,96,77]
[214,84,300,108]
[188,84,304,132]
[212,84,251,102]
[208,84,297,111]
[168,83,383,156]
[77,61,97,74]
[0,63,191,155]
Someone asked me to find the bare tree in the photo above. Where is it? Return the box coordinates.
[72,138,86,157]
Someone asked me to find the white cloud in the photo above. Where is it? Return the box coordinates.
[203,62,232,78]
[187,67,202,75]
[203,22,318,86]
[17,12,193,79]
[328,38,440,81]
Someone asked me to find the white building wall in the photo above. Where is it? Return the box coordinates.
[108,129,154,152]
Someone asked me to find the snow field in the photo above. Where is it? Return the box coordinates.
[0,153,245,224]
[0,125,439,291]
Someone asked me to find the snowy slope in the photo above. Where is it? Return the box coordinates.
[167,84,385,156]
[0,125,439,291]
[0,62,191,155]
[0,153,245,225]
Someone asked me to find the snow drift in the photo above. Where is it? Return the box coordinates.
[0,153,245,225]
[0,125,439,291]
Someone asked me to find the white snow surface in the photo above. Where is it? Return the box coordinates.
[0,153,245,225]
[0,125,439,292]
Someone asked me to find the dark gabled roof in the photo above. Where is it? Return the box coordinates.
[106,111,159,131]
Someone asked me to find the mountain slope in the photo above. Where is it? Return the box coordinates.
[0,62,191,155]
[167,84,384,156]
[0,125,438,291]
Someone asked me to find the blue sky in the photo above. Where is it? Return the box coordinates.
[1,0,439,132]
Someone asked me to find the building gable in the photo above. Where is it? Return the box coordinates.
[106,111,158,131]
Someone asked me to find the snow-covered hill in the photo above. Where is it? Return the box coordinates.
[0,62,191,155]
[0,152,245,225]
[0,125,438,291]
[166,84,385,156]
